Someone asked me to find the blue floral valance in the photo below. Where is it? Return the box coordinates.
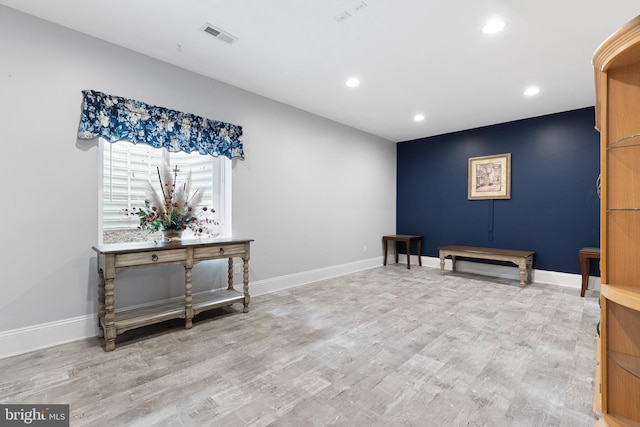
[77,90,244,159]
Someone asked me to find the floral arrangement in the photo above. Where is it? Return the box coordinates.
[126,160,217,236]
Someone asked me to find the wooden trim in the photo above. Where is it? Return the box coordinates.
[593,16,640,72]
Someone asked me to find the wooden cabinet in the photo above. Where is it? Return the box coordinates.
[92,237,253,351]
[593,15,640,426]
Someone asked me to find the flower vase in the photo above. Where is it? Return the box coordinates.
[162,229,184,242]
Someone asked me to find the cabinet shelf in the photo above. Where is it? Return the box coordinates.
[599,413,640,427]
[601,283,640,312]
[609,351,640,380]
[608,133,640,149]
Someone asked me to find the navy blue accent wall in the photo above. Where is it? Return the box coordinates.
[397,107,600,274]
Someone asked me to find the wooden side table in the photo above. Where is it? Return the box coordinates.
[383,235,422,269]
[578,247,600,297]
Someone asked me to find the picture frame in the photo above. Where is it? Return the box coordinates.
[468,153,511,200]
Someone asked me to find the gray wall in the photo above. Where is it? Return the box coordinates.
[0,6,396,338]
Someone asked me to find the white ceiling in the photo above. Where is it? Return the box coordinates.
[1,1,638,142]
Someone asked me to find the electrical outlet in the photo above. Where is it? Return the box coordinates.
[335,11,351,23]
[352,1,368,13]
[233,263,241,274]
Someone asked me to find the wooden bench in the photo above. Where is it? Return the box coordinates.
[438,245,534,287]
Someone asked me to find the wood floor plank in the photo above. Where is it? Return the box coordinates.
[0,266,600,426]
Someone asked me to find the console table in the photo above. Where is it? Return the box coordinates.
[92,237,253,351]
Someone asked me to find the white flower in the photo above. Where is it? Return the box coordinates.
[181,118,191,133]
[99,112,110,127]
[140,109,150,121]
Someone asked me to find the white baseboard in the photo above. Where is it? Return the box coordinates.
[250,256,383,296]
[0,255,599,360]
[0,256,383,360]
[0,314,99,360]
[414,255,601,291]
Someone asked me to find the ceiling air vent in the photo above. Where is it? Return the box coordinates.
[201,23,238,45]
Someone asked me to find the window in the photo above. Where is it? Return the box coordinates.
[100,140,229,244]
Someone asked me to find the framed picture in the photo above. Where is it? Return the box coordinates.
[468,153,511,200]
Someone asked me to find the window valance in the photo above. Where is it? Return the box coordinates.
[77,90,244,159]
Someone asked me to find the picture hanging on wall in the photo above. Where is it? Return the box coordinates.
[468,153,511,200]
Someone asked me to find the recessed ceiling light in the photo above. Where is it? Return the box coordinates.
[482,18,505,34]
[413,114,425,122]
[523,86,540,96]
[346,77,360,88]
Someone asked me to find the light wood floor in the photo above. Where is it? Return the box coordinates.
[0,265,600,426]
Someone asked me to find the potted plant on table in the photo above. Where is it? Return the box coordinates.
[126,160,216,241]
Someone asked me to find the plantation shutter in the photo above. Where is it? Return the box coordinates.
[178,151,217,222]
[103,143,216,231]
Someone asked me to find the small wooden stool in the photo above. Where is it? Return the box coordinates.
[383,235,422,269]
[578,247,600,297]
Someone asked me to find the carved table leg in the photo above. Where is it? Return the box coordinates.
[526,256,533,284]
[185,265,193,329]
[104,277,116,351]
[439,253,445,275]
[518,260,526,287]
[228,258,234,290]
[97,267,105,338]
[243,258,250,313]
[451,256,457,272]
